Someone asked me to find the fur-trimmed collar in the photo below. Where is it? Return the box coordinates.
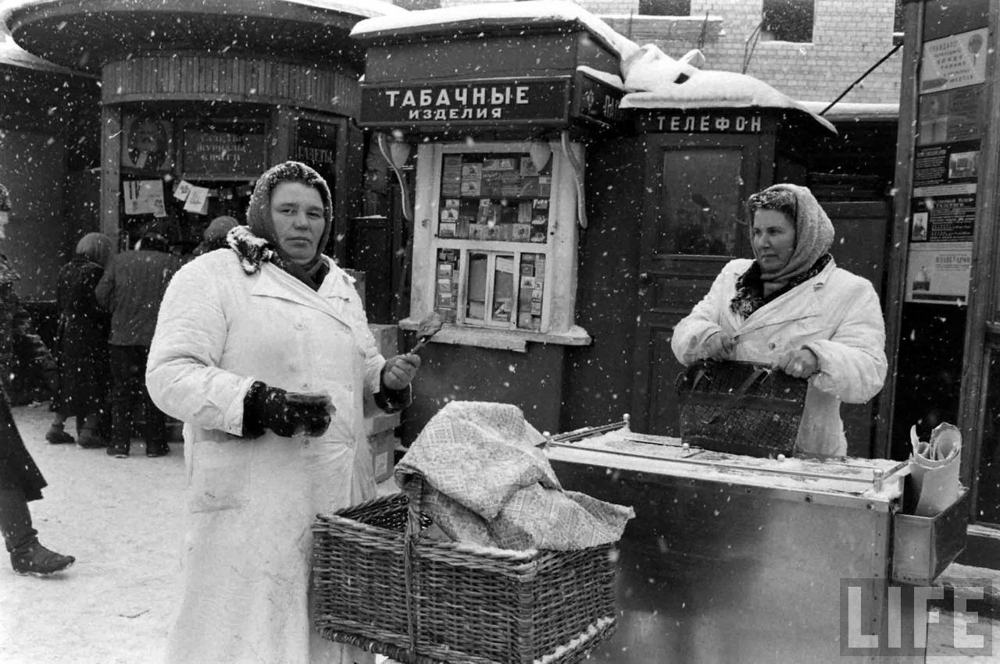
[225,226,276,275]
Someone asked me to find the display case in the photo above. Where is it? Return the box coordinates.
[406,140,588,347]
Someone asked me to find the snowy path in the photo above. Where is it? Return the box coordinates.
[1,402,184,663]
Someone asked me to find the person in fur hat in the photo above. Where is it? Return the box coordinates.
[146,161,419,662]
[671,183,887,457]
[0,182,76,576]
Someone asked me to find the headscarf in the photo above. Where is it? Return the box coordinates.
[729,184,835,317]
[747,183,834,291]
[244,161,333,290]
[75,232,114,268]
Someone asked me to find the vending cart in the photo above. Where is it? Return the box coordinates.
[545,420,969,663]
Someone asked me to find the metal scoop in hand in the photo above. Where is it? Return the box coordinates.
[411,311,443,354]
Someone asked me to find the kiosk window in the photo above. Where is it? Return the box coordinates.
[411,141,585,345]
[435,248,545,331]
[658,148,744,256]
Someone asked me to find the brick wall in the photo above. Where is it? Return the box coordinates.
[432,0,902,105]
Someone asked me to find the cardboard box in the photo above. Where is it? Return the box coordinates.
[369,323,399,358]
[369,429,400,483]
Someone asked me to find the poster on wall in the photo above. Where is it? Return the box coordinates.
[912,138,979,196]
[121,114,174,172]
[904,241,972,304]
[917,86,981,146]
[909,194,976,243]
[919,27,988,94]
[122,180,166,217]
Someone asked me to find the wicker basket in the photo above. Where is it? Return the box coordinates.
[675,360,808,457]
[312,480,618,664]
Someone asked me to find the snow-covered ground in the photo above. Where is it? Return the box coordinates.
[0,402,184,663]
[1,401,997,663]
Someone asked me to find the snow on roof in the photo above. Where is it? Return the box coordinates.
[620,43,836,134]
[0,28,93,76]
[800,101,899,122]
[0,0,406,21]
[271,0,407,19]
[351,0,632,56]
[352,1,834,134]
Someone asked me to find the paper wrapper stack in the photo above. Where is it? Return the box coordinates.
[909,422,963,517]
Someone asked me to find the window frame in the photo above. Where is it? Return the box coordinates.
[403,140,590,350]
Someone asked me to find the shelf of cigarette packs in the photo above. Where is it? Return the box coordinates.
[433,152,549,332]
[436,153,551,244]
[434,249,545,332]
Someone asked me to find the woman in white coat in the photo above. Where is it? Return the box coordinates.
[671,183,886,457]
[146,161,420,663]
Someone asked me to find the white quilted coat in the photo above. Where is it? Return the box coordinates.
[671,258,887,457]
[146,249,383,663]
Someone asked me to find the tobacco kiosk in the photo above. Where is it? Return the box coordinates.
[4,0,395,255]
[350,9,628,437]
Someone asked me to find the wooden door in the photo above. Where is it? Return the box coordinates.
[823,200,891,457]
[631,135,765,434]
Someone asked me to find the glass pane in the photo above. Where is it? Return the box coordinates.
[438,153,550,243]
[657,148,744,256]
[434,249,460,324]
[517,253,545,331]
[466,252,488,321]
[492,254,515,323]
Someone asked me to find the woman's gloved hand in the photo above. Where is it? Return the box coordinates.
[703,330,736,360]
[242,381,333,438]
[374,354,421,414]
[773,347,820,379]
[382,353,421,390]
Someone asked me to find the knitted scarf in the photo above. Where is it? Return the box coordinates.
[226,226,330,290]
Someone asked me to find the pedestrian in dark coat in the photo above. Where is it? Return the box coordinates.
[0,182,76,576]
[96,231,182,458]
[46,232,114,448]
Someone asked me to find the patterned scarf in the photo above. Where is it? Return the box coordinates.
[730,254,832,319]
[226,226,329,291]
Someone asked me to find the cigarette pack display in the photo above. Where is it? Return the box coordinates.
[520,156,539,177]
[460,180,480,196]
[512,224,531,241]
[439,222,456,238]
[538,176,551,197]
[519,177,540,197]
[481,172,502,197]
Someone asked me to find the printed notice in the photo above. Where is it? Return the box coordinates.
[920,28,988,94]
[905,242,972,304]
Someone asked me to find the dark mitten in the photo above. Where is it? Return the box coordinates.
[242,381,332,438]
[374,365,412,415]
